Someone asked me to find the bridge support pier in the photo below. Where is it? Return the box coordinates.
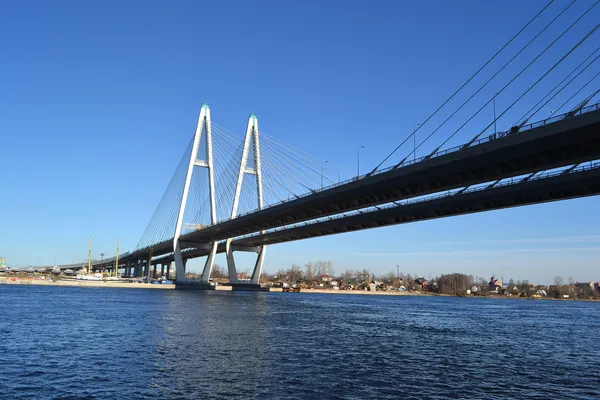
[199,242,218,284]
[225,242,265,285]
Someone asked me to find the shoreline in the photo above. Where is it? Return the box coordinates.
[0,277,174,289]
[2,278,597,301]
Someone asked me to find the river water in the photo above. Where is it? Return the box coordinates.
[0,285,598,399]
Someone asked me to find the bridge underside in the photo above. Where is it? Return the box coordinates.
[149,163,600,263]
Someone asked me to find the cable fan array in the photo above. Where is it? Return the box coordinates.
[373,0,600,173]
[135,119,349,250]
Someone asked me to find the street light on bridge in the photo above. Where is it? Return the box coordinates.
[413,123,421,162]
[357,145,365,177]
[493,92,498,136]
[321,160,328,189]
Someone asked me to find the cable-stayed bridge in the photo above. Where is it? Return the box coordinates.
[60,1,600,286]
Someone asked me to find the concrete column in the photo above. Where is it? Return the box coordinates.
[160,264,165,278]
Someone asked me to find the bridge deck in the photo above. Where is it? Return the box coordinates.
[99,104,600,266]
[153,162,600,263]
[174,105,600,246]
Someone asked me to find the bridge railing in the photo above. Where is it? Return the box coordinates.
[233,161,600,241]
[367,102,600,179]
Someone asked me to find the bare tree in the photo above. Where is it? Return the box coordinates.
[437,273,473,295]
[568,276,575,298]
[340,269,355,283]
[276,269,287,281]
[553,276,564,287]
[304,262,314,283]
[325,261,334,277]
[288,264,304,283]
[212,264,227,279]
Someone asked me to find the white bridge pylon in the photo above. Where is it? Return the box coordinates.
[173,104,218,284]
[226,113,265,285]
[173,106,266,285]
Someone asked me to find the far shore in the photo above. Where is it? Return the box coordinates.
[2,277,598,301]
[292,288,423,296]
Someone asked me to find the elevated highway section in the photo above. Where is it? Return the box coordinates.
[160,104,600,250]
[94,104,600,269]
[154,162,600,263]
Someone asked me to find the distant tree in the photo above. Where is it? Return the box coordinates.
[325,261,334,277]
[238,269,250,280]
[508,279,515,287]
[288,264,304,282]
[477,277,489,294]
[518,280,531,296]
[212,264,227,279]
[276,269,288,281]
[437,273,473,295]
[260,271,275,282]
[568,276,575,298]
[553,276,564,287]
[340,269,355,283]
[380,272,397,285]
[304,262,314,282]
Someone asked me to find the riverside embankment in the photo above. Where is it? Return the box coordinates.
[0,277,175,289]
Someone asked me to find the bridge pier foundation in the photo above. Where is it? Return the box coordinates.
[225,242,265,286]
[199,242,218,284]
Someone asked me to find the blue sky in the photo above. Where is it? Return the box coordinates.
[1,0,599,283]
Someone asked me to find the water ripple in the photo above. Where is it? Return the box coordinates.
[1,286,599,399]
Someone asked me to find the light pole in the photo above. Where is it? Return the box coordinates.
[100,252,105,268]
[413,123,421,162]
[357,145,365,177]
[493,93,498,136]
[321,161,328,189]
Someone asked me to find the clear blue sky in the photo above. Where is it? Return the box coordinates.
[1,0,599,283]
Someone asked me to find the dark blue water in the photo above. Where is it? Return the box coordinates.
[1,286,599,399]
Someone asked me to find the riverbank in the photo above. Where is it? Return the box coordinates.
[291,288,423,296]
[0,277,174,289]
